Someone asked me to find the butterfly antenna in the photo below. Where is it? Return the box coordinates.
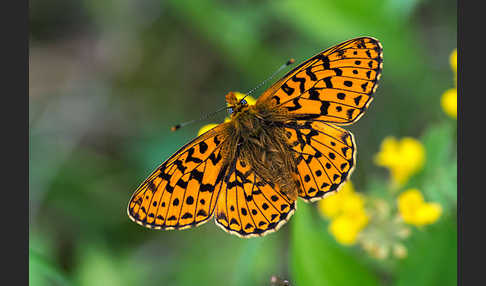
[172,58,295,131]
[170,105,230,132]
[240,58,295,103]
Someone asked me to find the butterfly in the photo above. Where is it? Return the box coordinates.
[127,37,383,237]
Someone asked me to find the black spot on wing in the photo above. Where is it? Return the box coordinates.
[306,67,317,81]
[199,141,208,154]
[308,88,320,100]
[186,148,203,164]
[291,75,307,93]
[286,98,302,112]
[281,83,295,96]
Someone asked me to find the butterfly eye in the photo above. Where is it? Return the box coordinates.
[228,107,233,115]
[241,99,247,105]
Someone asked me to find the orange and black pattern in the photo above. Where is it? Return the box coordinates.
[283,120,356,201]
[127,37,382,238]
[215,157,296,237]
[257,37,383,125]
[128,124,229,230]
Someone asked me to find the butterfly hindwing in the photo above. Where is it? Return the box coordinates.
[127,124,229,230]
[284,120,356,201]
[256,37,383,125]
[215,157,296,237]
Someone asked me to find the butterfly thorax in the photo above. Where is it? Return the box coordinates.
[224,92,300,200]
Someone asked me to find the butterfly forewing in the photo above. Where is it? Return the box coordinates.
[256,37,383,125]
[127,124,229,230]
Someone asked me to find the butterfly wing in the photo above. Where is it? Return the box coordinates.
[256,37,383,125]
[127,124,230,230]
[214,156,296,237]
[283,120,356,201]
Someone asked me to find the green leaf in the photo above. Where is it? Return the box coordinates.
[290,203,380,286]
[29,248,72,286]
[166,0,285,81]
[74,241,151,286]
[413,122,457,208]
[395,216,457,286]
[233,237,282,286]
[421,122,455,173]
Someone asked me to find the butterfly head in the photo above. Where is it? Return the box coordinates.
[225,91,249,116]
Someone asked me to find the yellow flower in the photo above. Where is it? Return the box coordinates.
[374,137,425,186]
[414,203,442,225]
[329,211,369,245]
[450,49,457,74]
[441,88,457,119]
[197,123,219,136]
[319,181,369,245]
[319,181,359,218]
[441,49,457,119]
[197,93,256,135]
[397,189,442,226]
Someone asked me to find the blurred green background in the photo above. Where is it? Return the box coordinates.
[29,0,457,285]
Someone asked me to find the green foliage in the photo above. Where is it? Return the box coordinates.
[395,216,457,286]
[30,249,72,286]
[419,122,457,209]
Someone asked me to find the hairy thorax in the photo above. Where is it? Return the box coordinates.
[222,93,300,200]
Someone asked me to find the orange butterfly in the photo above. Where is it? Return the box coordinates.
[127,37,383,237]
